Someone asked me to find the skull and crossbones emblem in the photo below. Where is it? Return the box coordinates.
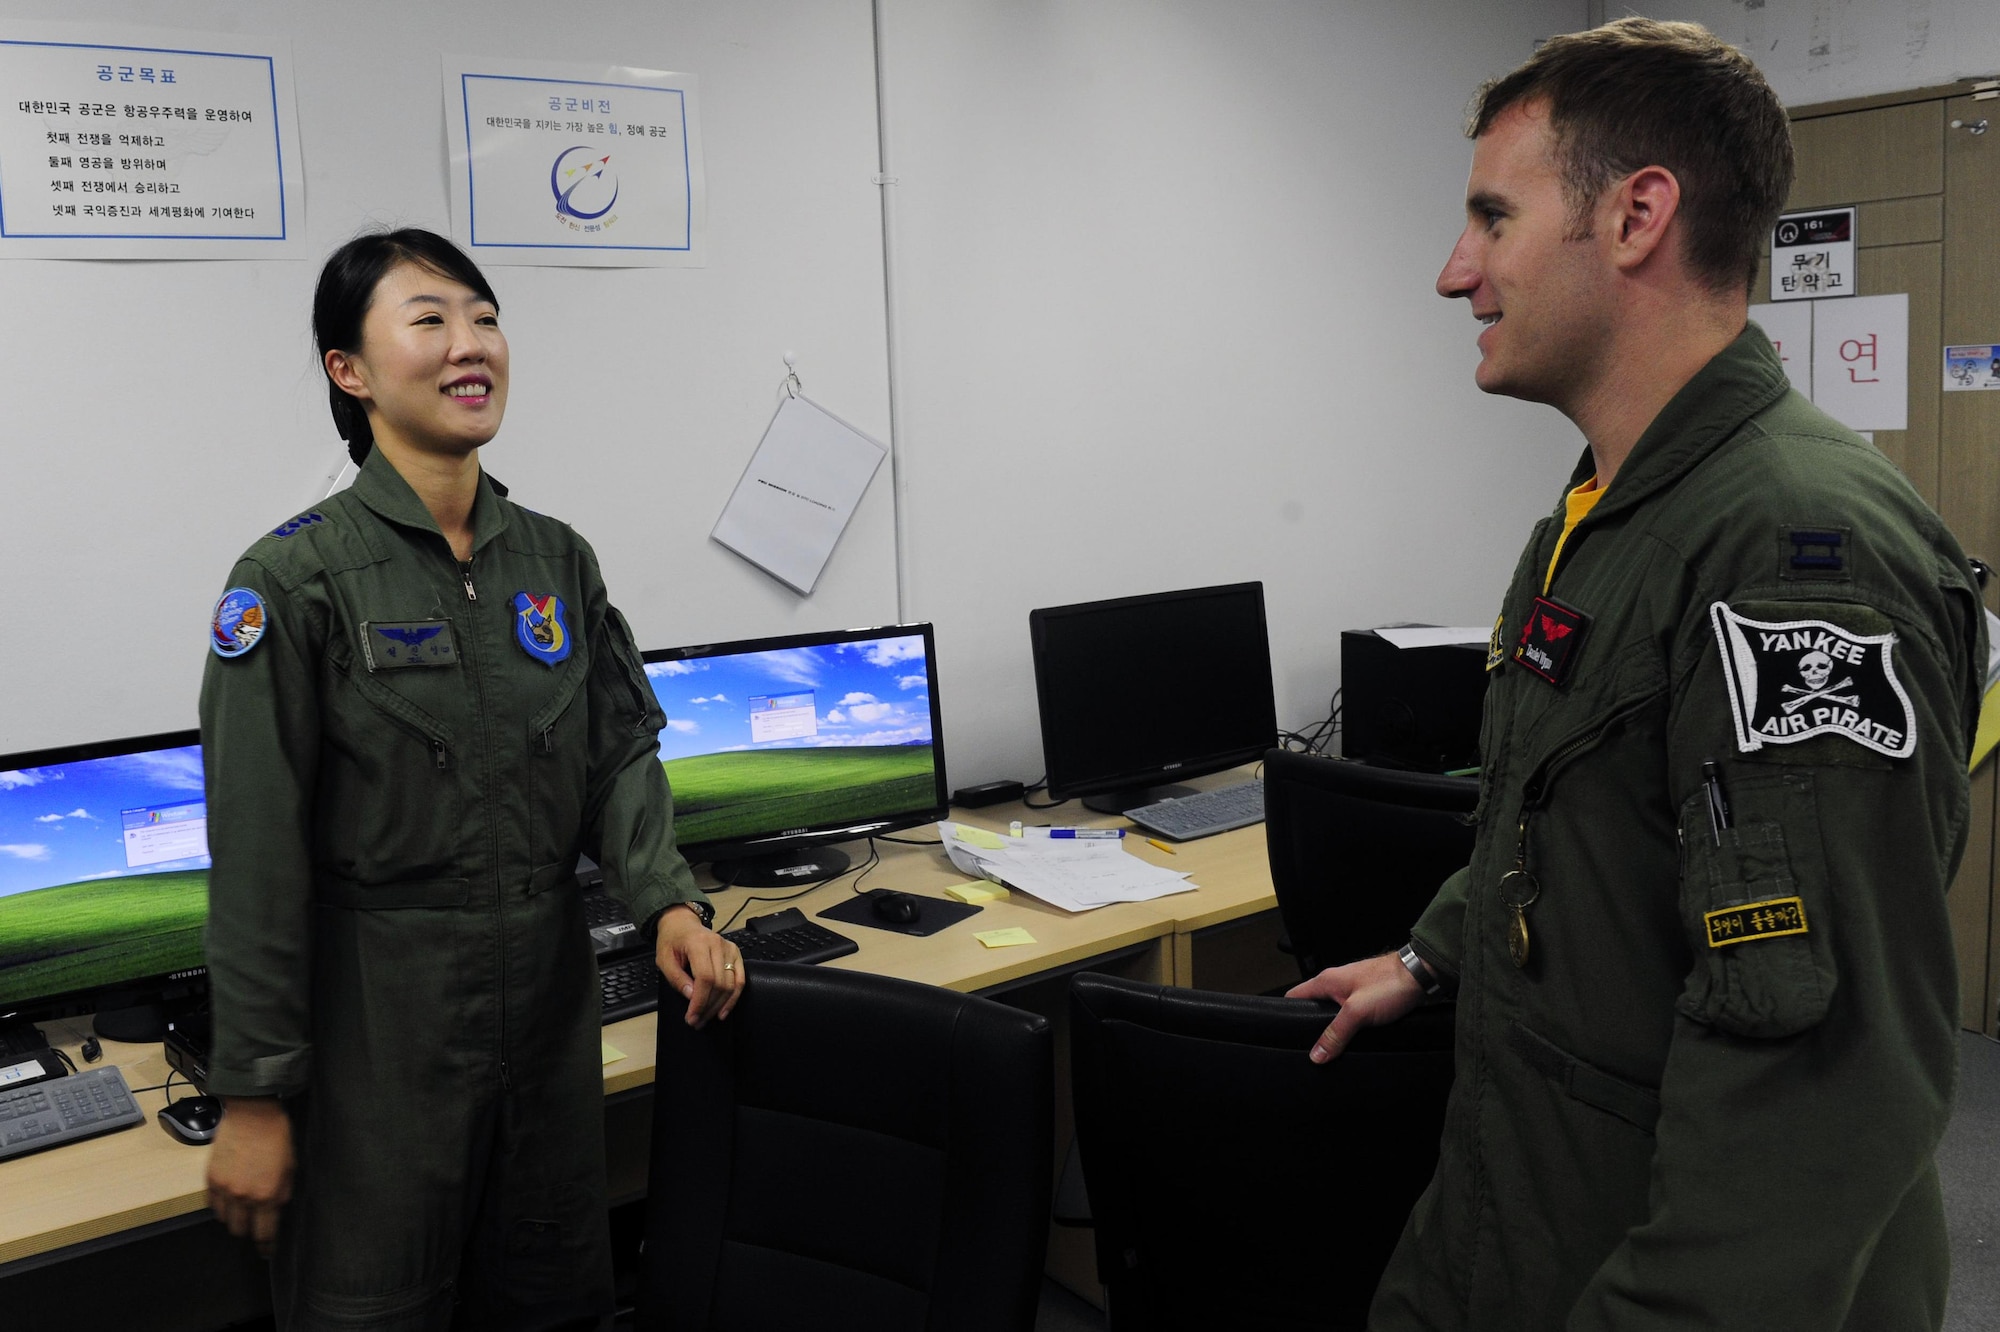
[1780,649,1859,713]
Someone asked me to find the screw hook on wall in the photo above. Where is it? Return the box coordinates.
[1950,118,1988,136]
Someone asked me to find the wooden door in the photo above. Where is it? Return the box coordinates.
[1761,85,2000,1035]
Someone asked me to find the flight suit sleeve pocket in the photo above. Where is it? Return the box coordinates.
[1674,773,1837,1038]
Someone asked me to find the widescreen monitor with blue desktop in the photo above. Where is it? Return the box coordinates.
[0,731,211,1042]
[641,624,949,886]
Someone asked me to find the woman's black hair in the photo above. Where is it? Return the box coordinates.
[312,228,500,465]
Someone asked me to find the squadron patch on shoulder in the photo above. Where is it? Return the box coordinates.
[361,620,458,672]
[1704,896,1809,949]
[267,511,326,540]
[1709,602,1915,757]
[210,587,267,659]
[511,592,572,667]
[1486,612,1506,672]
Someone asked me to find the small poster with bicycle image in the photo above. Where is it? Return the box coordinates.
[1943,344,2000,393]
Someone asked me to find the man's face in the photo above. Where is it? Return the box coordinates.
[1436,100,1615,407]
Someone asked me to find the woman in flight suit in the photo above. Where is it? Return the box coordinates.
[198,228,742,1330]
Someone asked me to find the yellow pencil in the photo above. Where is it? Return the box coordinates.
[1146,837,1176,855]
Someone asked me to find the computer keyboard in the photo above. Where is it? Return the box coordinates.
[582,889,644,960]
[722,908,859,966]
[0,1065,145,1161]
[600,954,662,1025]
[1124,779,1267,841]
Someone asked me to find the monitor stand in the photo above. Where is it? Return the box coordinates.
[91,990,172,1045]
[1082,783,1197,816]
[712,845,854,890]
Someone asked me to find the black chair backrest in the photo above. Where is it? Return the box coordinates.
[1263,749,1478,978]
[1069,973,1454,1332]
[639,964,1054,1332]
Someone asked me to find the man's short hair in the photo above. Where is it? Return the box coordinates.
[1469,17,1793,296]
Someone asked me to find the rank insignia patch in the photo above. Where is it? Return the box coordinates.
[1704,896,1809,949]
[361,620,457,672]
[511,592,571,667]
[1709,602,1916,757]
[1513,594,1588,687]
[267,511,326,540]
[210,587,267,659]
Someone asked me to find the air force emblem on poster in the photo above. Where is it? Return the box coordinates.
[1709,602,1916,757]
[511,592,572,667]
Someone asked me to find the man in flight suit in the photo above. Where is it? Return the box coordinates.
[1290,20,1986,1329]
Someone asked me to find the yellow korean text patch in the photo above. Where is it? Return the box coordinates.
[1704,896,1809,949]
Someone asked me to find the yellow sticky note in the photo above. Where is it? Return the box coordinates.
[945,882,1010,904]
[954,825,1007,850]
[601,1041,625,1066]
[975,927,1037,949]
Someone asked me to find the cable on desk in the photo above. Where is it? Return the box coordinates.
[717,847,877,933]
[1021,775,1069,810]
[1277,689,1342,757]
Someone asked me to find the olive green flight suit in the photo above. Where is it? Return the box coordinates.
[1372,327,1986,1330]
[199,451,705,1330]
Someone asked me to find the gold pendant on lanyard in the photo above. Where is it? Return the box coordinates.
[1499,816,1541,969]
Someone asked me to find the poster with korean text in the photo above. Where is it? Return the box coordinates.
[0,24,304,259]
[443,55,706,267]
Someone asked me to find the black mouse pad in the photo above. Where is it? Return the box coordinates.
[818,892,981,938]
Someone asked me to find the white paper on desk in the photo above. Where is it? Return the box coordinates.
[1374,625,1490,650]
[711,394,887,595]
[937,822,1195,912]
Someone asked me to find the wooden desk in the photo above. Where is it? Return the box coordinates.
[0,770,1283,1317]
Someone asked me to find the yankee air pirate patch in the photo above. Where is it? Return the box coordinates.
[1704,896,1809,949]
[361,620,457,671]
[1513,594,1589,686]
[1709,603,1916,757]
[511,592,572,667]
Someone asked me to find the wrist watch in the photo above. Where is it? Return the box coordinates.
[675,899,716,931]
[1398,941,1443,996]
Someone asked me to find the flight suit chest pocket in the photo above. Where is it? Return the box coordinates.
[323,644,469,883]
[1675,773,1837,1038]
[528,662,590,868]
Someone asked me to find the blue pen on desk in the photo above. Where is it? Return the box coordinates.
[1046,827,1124,839]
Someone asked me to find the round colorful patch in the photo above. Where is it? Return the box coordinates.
[211,587,268,659]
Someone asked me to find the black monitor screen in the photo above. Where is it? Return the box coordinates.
[0,732,209,1015]
[641,624,948,861]
[1030,582,1277,803]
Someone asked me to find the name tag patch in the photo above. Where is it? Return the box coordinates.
[1705,896,1809,948]
[1709,602,1915,757]
[1513,594,1588,686]
[361,620,458,671]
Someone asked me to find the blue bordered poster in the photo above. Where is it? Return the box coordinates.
[0,23,303,259]
[443,55,706,268]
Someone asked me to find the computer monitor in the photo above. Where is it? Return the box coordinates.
[0,730,210,1043]
[1029,581,1279,813]
[642,624,949,887]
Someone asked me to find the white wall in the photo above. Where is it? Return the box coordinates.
[1628,0,2000,106]
[880,0,1588,786]
[1,0,1596,788]
[0,0,896,754]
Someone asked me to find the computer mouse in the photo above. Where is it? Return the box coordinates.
[159,1094,222,1146]
[870,890,922,925]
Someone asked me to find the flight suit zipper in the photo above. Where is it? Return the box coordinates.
[451,546,509,1091]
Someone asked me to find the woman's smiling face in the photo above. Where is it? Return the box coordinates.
[327,260,509,457]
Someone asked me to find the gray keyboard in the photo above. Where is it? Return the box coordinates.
[0,1065,145,1161]
[1125,780,1267,841]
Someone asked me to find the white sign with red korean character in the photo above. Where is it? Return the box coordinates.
[1770,208,1856,302]
[1811,293,1907,432]
[1748,302,1812,398]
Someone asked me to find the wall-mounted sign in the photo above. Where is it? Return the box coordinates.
[1811,293,1907,431]
[1944,344,2000,392]
[443,54,705,268]
[0,23,304,259]
[1770,206,1855,302]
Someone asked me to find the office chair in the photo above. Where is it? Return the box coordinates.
[1263,749,1478,979]
[1068,972,1455,1332]
[636,963,1054,1332]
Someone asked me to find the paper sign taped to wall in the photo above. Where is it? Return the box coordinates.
[711,394,887,595]
[1811,293,1907,432]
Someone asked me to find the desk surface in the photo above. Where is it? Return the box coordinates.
[0,770,1277,1268]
